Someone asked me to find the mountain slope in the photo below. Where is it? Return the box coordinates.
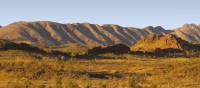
[0,21,170,47]
[173,24,200,44]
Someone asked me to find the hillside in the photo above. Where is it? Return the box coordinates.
[173,24,200,44]
[131,34,195,52]
[0,21,170,47]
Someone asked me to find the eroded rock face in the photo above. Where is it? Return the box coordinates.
[88,44,130,55]
[131,34,193,52]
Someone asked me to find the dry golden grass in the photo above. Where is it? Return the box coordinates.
[0,51,200,88]
[45,43,89,55]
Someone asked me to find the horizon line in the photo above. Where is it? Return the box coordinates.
[1,20,199,30]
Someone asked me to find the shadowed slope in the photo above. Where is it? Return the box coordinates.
[0,39,46,54]
[88,44,130,55]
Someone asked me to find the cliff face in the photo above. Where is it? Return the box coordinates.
[0,21,170,47]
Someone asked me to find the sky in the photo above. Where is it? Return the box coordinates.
[0,0,200,29]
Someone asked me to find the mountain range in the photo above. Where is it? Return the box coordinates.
[0,21,199,47]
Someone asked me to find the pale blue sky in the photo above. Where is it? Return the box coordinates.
[0,0,199,29]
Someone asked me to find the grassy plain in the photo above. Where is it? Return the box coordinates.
[0,50,200,88]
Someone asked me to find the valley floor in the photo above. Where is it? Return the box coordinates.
[0,55,200,88]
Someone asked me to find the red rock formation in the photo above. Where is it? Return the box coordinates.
[131,34,193,52]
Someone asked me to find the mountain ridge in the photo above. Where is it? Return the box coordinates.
[0,21,171,47]
[0,21,199,47]
[172,24,200,44]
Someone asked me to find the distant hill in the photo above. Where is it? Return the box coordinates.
[0,21,170,47]
[131,34,198,52]
[173,24,200,44]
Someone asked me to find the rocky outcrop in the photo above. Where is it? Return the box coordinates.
[131,34,195,52]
